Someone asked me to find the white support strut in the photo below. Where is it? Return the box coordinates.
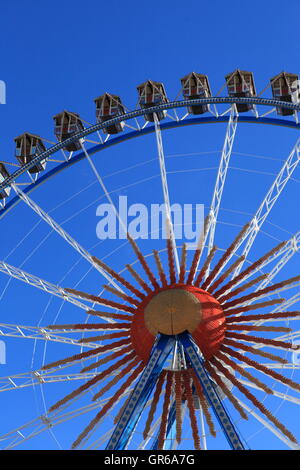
[153,113,180,273]
[0,259,88,310]
[12,184,123,293]
[238,398,300,450]
[232,137,300,276]
[0,323,99,349]
[0,389,131,449]
[207,104,238,255]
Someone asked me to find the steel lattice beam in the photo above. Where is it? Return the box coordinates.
[231,138,300,277]
[238,397,300,450]
[106,335,174,450]
[0,370,98,392]
[179,332,245,450]
[239,379,300,405]
[12,184,122,292]
[256,231,300,292]
[0,389,131,449]
[154,114,180,272]
[0,260,87,310]
[206,105,238,255]
[0,323,99,349]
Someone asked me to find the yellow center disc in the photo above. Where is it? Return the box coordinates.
[144,288,202,335]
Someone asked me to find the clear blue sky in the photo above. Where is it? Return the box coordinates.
[0,0,299,450]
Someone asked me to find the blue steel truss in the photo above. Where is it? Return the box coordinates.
[106,335,174,450]
[178,332,245,450]
[106,332,245,451]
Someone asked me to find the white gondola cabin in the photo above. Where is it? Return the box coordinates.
[137,80,168,122]
[94,93,125,134]
[14,133,46,174]
[53,111,84,151]
[0,163,10,199]
[270,72,299,116]
[180,72,211,115]
[225,69,256,112]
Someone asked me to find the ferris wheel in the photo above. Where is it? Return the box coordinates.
[0,69,300,450]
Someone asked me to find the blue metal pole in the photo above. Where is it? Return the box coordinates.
[178,332,245,450]
[106,335,175,450]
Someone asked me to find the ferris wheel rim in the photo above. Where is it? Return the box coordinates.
[1,93,300,450]
[1,110,300,221]
[0,95,300,194]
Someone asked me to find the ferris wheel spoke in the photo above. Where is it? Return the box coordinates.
[253,230,300,293]
[0,388,129,449]
[237,397,300,450]
[139,414,161,449]
[79,140,128,238]
[0,370,100,392]
[206,105,238,257]
[0,353,131,392]
[0,365,130,447]
[153,113,180,273]
[231,137,300,277]
[264,330,300,343]
[86,427,114,450]
[240,363,300,370]
[272,290,300,313]
[0,259,88,310]
[222,231,300,321]
[239,379,300,406]
[12,184,123,293]
[0,322,99,348]
[88,396,153,450]
[251,295,300,327]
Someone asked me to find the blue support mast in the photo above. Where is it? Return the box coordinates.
[107,332,245,450]
[106,335,175,450]
[178,332,245,450]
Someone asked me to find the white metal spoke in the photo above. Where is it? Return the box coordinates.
[0,260,87,310]
[238,397,300,450]
[154,113,180,272]
[0,393,114,449]
[217,230,300,300]
[138,414,161,450]
[221,230,300,328]
[86,427,114,450]
[199,405,207,450]
[0,355,133,392]
[240,363,300,370]
[225,277,300,312]
[266,330,300,343]
[0,370,98,392]
[239,379,300,405]
[0,323,99,348]
[255,230,300,292]
[207,105,238,255]
[272,291,300,313]
[80,141,128,237]
[88,393,150,450]
[12,184,122,292]
[232,137,300,276]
